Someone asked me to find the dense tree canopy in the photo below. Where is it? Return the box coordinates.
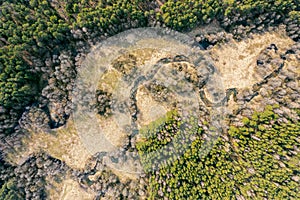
[137,106,300,199]
[0,179,24,200]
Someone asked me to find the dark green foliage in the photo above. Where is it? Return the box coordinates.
[0,179,24,200]
[0,0,71,102]
[156,0,297,31]
[63,0,148,32]
[82,1,146,26]
[137,106,300,199]
[0,48,38,109]
[157,0,221,30]
[0,0,71,134]
[223,0,297,16]
[289,10,300,23]
[137,110,202,172]
[0,1,70,51]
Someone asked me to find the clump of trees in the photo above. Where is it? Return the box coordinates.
[0,179,24,200]
[137,105,300,199]
[0,49,37,109]
[137,110,202,172]
[157,0,221,30]
[287,10,300,40]
[72,0,148,32]
[155,0,298,31]
[0,0,71,135]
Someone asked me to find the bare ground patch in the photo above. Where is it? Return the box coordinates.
[57,179,95,200]
[7,120,91,169]
[209,30,294,90]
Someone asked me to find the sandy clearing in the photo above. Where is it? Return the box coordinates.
[7,120,91,170]
[58,179,95,200]
[210,30,294,90]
